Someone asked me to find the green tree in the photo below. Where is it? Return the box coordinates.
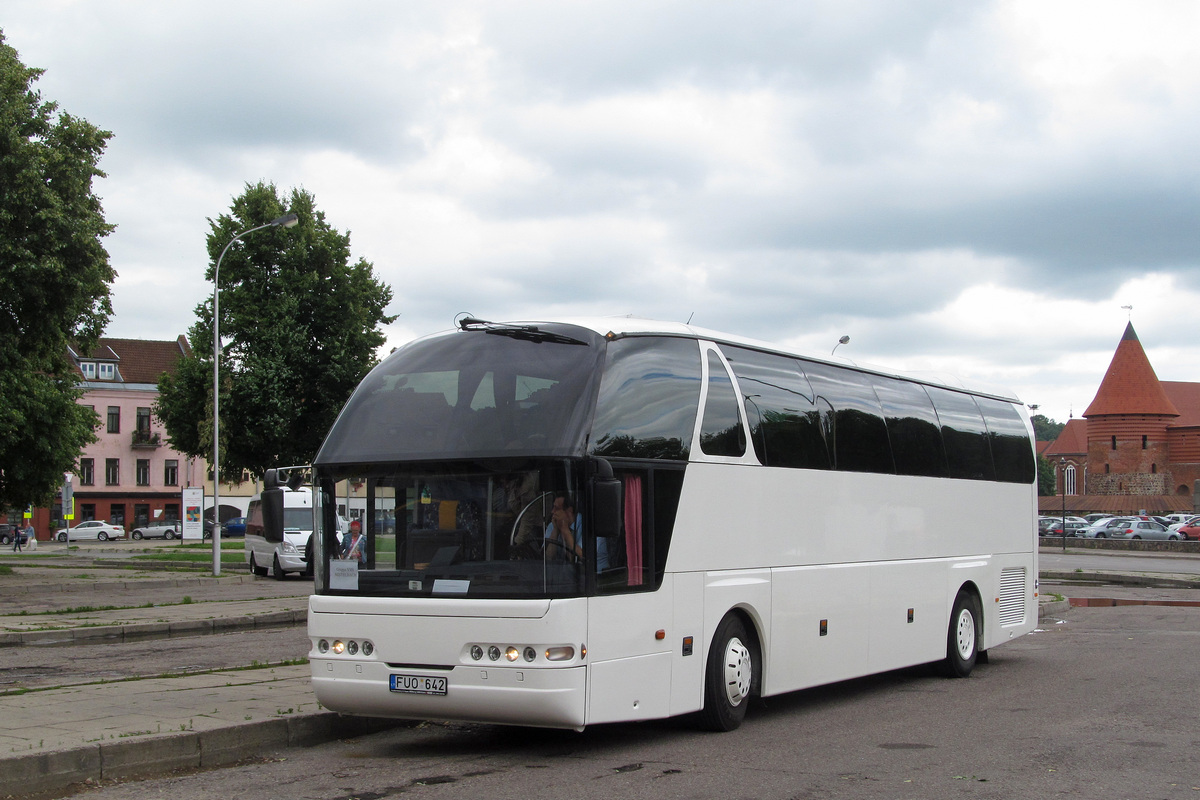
[1036,454,1057,496]
[1030,414,1065,442]
[155,182,396,480]
[0,31,114,508]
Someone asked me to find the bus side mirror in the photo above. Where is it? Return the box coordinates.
[263,469,286,541]
[589,458,622,541]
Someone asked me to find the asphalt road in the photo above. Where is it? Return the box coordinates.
[35,589,1200,800]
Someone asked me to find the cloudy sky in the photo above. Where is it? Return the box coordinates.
[6,0,1200,424]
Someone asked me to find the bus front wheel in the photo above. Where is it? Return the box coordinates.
[699,614,755,732]
[942,590,980,678]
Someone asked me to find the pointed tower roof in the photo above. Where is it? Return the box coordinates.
[1083,323,1179,418]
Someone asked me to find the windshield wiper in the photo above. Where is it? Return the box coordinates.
[457,317,587,346]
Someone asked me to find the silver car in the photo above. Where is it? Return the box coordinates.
[1078,517,1133,538]
[130,520,182,540]
[1109,520,1185,541]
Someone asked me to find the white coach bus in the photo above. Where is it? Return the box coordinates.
[279,317,1037,731]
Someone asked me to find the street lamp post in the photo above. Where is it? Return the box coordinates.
[1060,457,1067,553]
[212,212,299,576]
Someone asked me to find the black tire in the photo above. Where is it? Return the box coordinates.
[941,590,980,678]
[132,531,144,540]
[1096,533,1106,538]
[249,553,268,577]
[1132,535,1142,540]
[58,532,68,542]
[304,539,314,578]
[272,554,287,580]
[0,535,9,546]
[98,532,109,541]
[165,531,175,540]
[699,614,755,731]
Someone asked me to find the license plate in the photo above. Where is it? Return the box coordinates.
[389,674,448,696]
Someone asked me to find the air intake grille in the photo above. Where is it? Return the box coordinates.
[998,567,1026,626]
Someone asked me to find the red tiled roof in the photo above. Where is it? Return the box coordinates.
[1162,381,1200,428]
[1044,418,1087,457]
[1083,323,1179,418]
[1038,494,1194,515]
[74,336,191,384]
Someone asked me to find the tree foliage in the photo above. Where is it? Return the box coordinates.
[155,182,396,480]
[1036,454,1058,496]
[0,31,113,507]
[1030,414,1065,442]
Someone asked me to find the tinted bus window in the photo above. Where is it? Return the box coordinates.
[872,377,948,478]
[802,361,894,474]
[926,386,995,481]
[977,397,1036,484]
[721,345,830,470]
[591,337,701,461]
[700,350,746,457]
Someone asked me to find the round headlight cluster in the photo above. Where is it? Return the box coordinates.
[318,638,374,657]
[467,643,577,663]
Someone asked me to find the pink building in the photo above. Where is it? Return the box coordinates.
[59,337,201,532]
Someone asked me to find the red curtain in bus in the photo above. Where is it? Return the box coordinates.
[623,475,643,586]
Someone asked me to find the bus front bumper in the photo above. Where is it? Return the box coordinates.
[311,658,587,729]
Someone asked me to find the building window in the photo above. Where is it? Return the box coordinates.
[80,362,96,379]
[107,406,120,434]
[136,459,150,486]
[105,458,119,485]
[1064,464,1077,496]
[80,503,96,522]
[79,458,94,486]
[1151,463,1157,474]
[1111,436,1117,450]
[164,459,179,486]
[1105,464,1110,474]
[137,407,151,435]
[98,362,115,380]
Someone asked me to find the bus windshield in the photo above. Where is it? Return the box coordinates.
[315,323,607,465]
[313,461,597,599]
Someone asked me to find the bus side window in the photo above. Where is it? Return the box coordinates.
[872,376,948,478]
[926,386,995,481]
[801,361,894,474]
[977,397,1036,484]
[699,350,746,457]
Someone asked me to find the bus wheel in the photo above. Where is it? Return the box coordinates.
[942,590,980,678]
[699,614,754,731]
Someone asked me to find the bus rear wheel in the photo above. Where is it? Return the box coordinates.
[699,614,755,731]
[941,590,980,678]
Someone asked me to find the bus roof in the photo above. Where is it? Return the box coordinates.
[412,315,1024,405]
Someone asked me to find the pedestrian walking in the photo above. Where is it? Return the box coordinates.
[24,521,36,551]
[12,525,23,552]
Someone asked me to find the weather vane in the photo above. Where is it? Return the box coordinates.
[1121,304,1133,319]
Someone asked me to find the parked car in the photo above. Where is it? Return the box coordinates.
[1108,520,1184,540]
[1166,515,1200,533]
[1045,520,1090,536]
[130,520,182,540]
[56,520,126,542]
[221,516,247,537]
[1079,517,1133,538]
[1177,522,1200,540]
[0,524,14,546]
[1037,517,1060,535]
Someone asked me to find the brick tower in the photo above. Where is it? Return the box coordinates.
[1083,323,1179,495]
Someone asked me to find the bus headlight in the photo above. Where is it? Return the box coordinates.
[545,646,575,661]
[471,645,484,661]
[318,639,330,654]
[332,640,346,654]
[505,646,519,662]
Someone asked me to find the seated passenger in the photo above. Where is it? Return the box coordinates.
[343,520,366,564]
[545,492,583,561]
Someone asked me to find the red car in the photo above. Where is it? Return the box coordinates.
[1177,523,1200,541]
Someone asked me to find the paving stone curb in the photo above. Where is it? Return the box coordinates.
[0,712,405,799]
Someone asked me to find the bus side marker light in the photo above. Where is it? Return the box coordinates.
[820,620,828,636]
[545,646,575,661]
[907,608,914,623]
[682,636,694,656]
[655,629,666,640]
